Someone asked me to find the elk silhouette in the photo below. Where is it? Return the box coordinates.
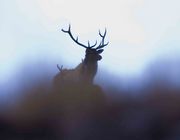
[54,25,109,88]
[1,26,109,139]
[52,25,108,137]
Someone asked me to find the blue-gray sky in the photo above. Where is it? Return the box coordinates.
[0,0,180,89]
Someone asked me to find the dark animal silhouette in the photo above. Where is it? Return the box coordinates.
[54,24,109,87]
[51,25,109,138]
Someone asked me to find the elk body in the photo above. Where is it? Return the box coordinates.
[52,25,109,137]
[1,25,108,140]
[54,25,109,88]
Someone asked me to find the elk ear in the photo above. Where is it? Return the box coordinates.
[97,55,102,60]
[97,49,104,54]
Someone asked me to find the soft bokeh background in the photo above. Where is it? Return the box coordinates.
[1,0,180,87]
[1,0,180,139]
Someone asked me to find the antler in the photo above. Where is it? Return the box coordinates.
[57,64,63,72]
[62,24,97,48]
[96,29,109,50]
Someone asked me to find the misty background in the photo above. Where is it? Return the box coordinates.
[1,0,180,99]
[0,0,180,139]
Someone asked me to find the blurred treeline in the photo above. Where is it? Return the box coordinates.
[0,59,180,140]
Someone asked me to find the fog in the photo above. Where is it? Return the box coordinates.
[0,56,180,139]
[1,0,180,139]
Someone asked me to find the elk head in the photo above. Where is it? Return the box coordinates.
[61,24,109,64]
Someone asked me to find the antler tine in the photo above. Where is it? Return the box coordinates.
[88,41,90,47]
[62,24,99,49]
[57,64,63,72]
[90,40,97,48]
[96,42,109,49]
[62,24,88,48]
[96,28,108,49]
[99,28,107,38]
[61,24,71,33]
[88,40,97,48]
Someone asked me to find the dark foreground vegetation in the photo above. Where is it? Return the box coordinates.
[0,80,180,140]
[1,39,180,139]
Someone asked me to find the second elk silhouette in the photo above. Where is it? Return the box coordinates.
[54,25,108,89]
